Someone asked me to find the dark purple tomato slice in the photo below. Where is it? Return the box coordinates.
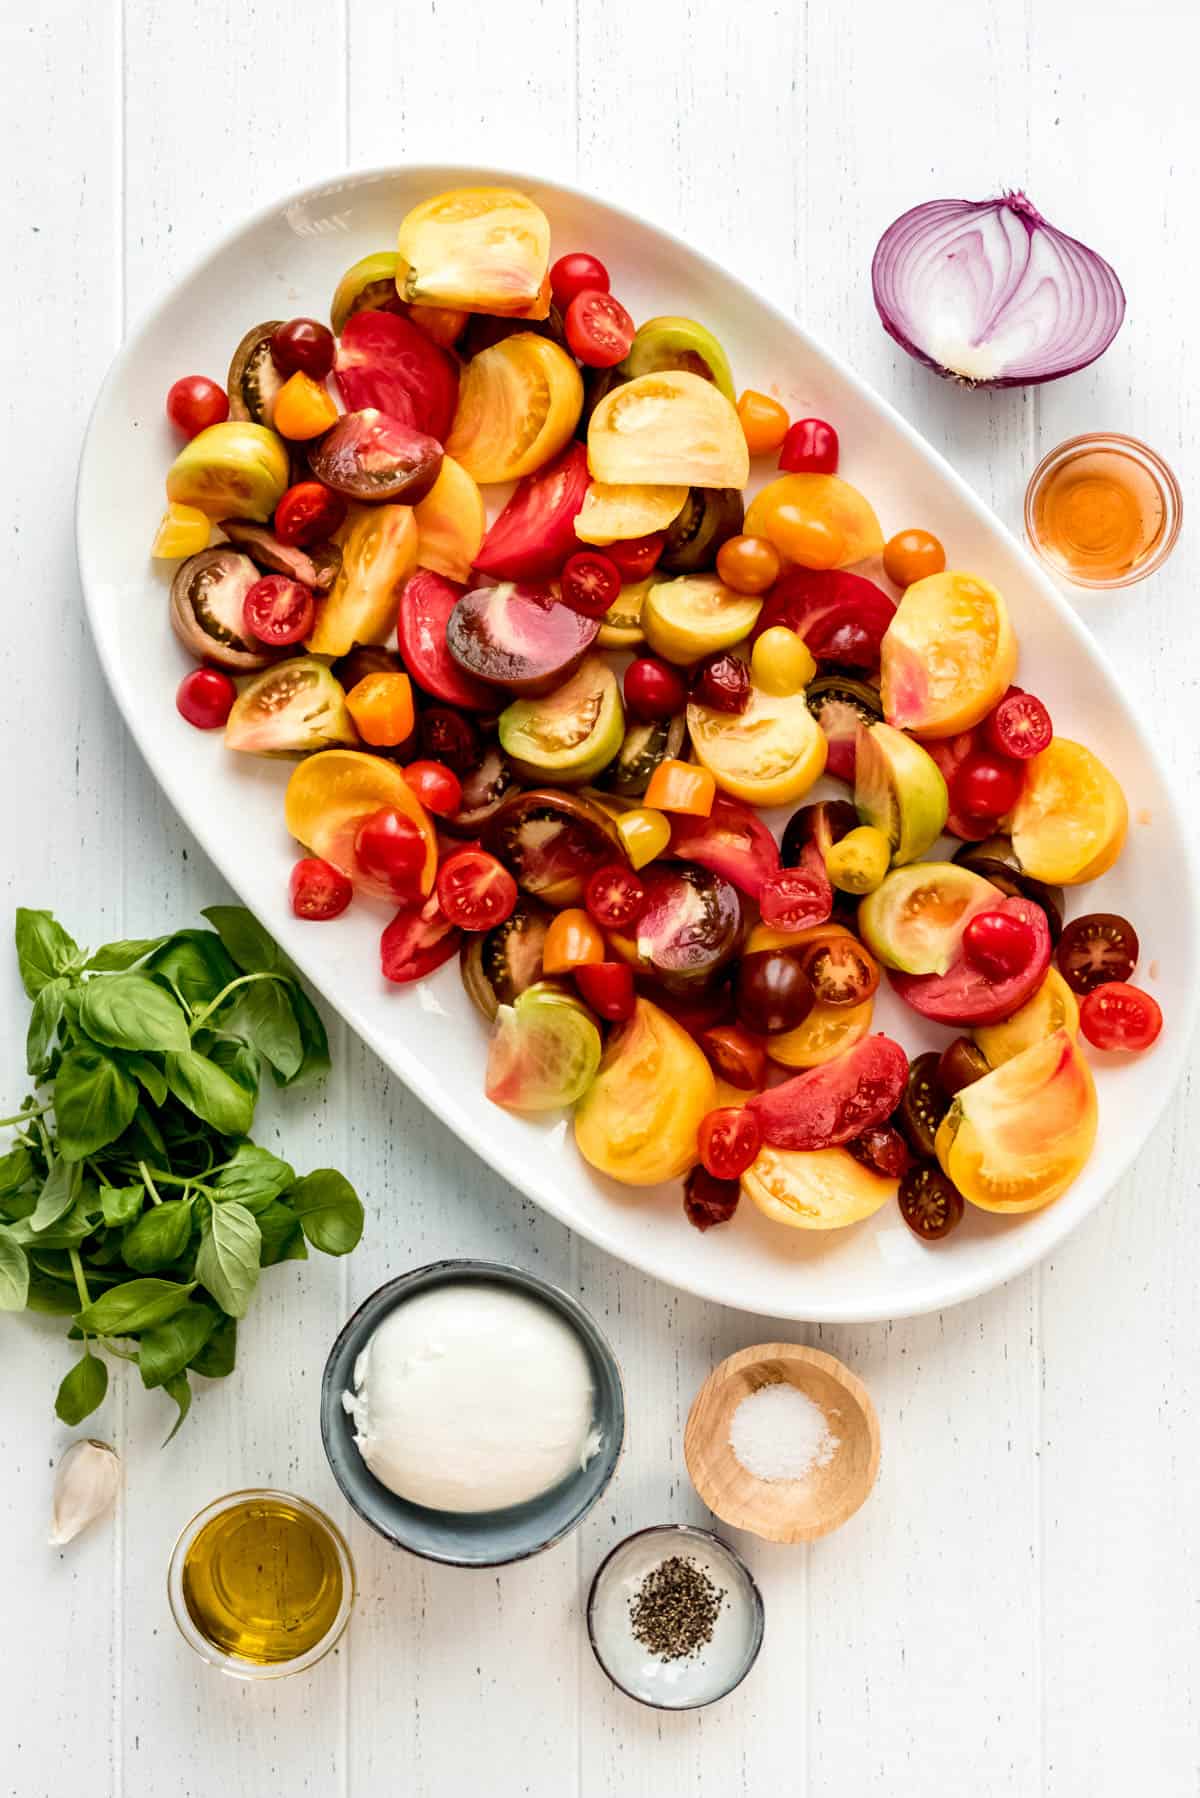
[898,1163,965,1240]
[473,441,591,581]
[396,570,493,710]
[1055,912,1139,995]
[890,895,1052,1026]
[482,790,624,907]
[335,309,459,442]
[751,568,896,669]
[798,936,879,1007]
[445,581,599,697]
[748,1034,910,1151]
[608,863,742,995]
[897,1051,950,1157]
[667,794,780,900]
[847,1125,914,1179]
[683,1166,741,1231]
[736,950,815,1035]
[438,743,517,839]
[460,898,552,1020]
[308,408,443,502]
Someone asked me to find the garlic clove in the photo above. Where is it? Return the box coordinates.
[49,1438,121,1546]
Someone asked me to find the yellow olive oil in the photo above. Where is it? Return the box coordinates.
[180,1495,345,1665]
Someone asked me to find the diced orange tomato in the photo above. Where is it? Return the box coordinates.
[737,389,790,456]
[273,372,339,441]
[543,908,606,973]
[643,759,716,817]
[345,672,415,747]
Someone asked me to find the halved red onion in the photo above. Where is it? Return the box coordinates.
[871,191,1125,387]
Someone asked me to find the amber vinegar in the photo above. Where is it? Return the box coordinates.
[1026,433,1181,588]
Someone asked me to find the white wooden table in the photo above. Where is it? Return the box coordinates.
[2,1,1197,1791]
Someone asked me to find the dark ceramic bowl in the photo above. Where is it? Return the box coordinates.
[320,1259,625,1568]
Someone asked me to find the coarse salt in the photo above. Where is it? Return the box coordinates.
[729,1381,839,1483]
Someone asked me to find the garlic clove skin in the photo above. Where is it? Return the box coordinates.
[49,1439,121,1546]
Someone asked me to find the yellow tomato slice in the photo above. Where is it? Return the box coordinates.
[765,996,875,1069]
[596,578,652,650]
[642,574,762,664]
[587,372,749,489]
[446,334,583,484]
[741,1145,896,1231]
[973,966,1080,1068]
[574,998,716,1186]
[744,921,854,955]
[574,482,689,545]
[412,456,485,583]
[1009,737,1129,886]
[880,571,1017,738]
[151,503,210,559]
[396,187,551,316]
[687,683,827,807]
[284,750,436,899]
[744,474,884,569]
[935,1028,1097,1213]
[305,504,419,658]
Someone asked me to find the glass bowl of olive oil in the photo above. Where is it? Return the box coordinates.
[167,1490,355,1680]
[1024,432,1182,589]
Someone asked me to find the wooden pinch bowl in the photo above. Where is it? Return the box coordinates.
[684,1344,880,1544]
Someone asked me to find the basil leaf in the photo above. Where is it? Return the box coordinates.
[84,937,167,972]
[54,1350,108,1425]
[79,973,190,1054]
[119,1106,167,1166]
[75,1277,197,1336]
[222,982,303,1081]
[164,1050,256,1137]
[284,1170,364,1256]
[122,1200,193,1274]
[8,1199,97,1251]
[0,1192,37,1225]
[283,984,330,1087]
[210,1143,295,1210]
[255,1201,308,1266]
[15,909,80,998]
[25,1269,79,1314]
[201,906,295,978]
[26,976,70,1077]
[145,932,238,1010]
[205,1037,261,1098]
[190,1313,236,1379]
[54,1048,138,1160]
[30,1159,82,1233]
[101,1183,145,1228]
[0,1143,37,1201]
[137,1301,217,1388]
[121,1054,168,1107]
[195,1202,260,1319]
[0,1227,30,1310]
[162,1371,192,1443]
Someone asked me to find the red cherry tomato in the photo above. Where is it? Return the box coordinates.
[983,687,1053,761]
[892,896,1052,1027]
[550,252,611,310]
[1079,981,1163,1053]
[561,550,622,618]
[748,1034,910,1151]
[354,807,428,899]
[698,1106,762,1180]
[573,960,636,1022]
[273,481,347,547]
[758,866,834,933]
[380,892,460,984]
[607,533,665,579]
[623,657,687,722]
[403,759,463,818]
[436,849,518,931]
[778,417,839,474]
[564,289,635,369]
[585,863,648,931]
[176,667,235,729]
[289,856,353,920]
[272,317,336,379]
[243,575,316,647]
[951,752,1025,820]
[962,908,1038,981]
[166,376,229,439]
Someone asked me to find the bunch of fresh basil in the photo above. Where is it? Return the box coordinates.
[0,906,363,1440]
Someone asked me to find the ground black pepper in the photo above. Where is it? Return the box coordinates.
[627,1555,725,1660]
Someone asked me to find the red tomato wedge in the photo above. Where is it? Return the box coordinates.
[380,892,461,983]
[335,309,459,443]
[748,1034,909,1150]
[472,442,591,580]
[751,568,896,670]
[667,795,781,900]
[890,895,1052,1026]
[396,570,493,710]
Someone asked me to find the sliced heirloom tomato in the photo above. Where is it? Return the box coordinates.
[473,441,591,580]
[607,863,742,995]
[446,581,600,697]
[973,966,1080,1068]
[483,789,625,908]
[698,1106,762,1180]
[890,894,1052,1027]
[575,481,688,547]
[437,848,518,931]
[588,372,749,489]
[395,569,492,709]
[688,682,827,809]
[486,984,603,1111]
[305,503,419,659]
[881,572,1018,739]
[335,308,459,442]
[285,749,437,900]
[741,1145,896,1231]
[381,892,461,984]
[446,334,583,483]
[574,997,717,1186]
[412,456,485,583]
[744,475,884,571]
[858,863,998,975]
[308,409,443,504]
[935,1029,1097,1212]
[666,794,780,900]
[748,1034,909,1150]
[1055,912,1139,994]
[751,568,895,670]
[766,995,875,1071]
[1009,738,1128,886]
[397,187,552,317]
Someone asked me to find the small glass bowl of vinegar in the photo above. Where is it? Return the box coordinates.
[168,1489,355,1680]
[1025,432,1182,589]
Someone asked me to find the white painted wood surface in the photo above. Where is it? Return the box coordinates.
[1,0,1197,1791]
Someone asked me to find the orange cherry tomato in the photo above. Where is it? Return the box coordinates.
[715,534,781,595]
[542,908,606,973]
[643,758,716,817]
[345,671,415,747]
[736,390,790,457]
[883,527,947,588]
[768,506,845,569]
[273,372,339,441]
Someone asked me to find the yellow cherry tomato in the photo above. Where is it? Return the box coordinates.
[715,534,781,595]
[273,372,339,441]
[825,826,891,894]
[767,505,845,569]
[750,626,816,696]
[543,909,606,973]
[616,807,672,869]
[883,527,946,588]
[736,389,790,456]
[151,502,210,559]
[642,759,716,817]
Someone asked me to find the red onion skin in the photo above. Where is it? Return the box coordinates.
[871,191,1126,388]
